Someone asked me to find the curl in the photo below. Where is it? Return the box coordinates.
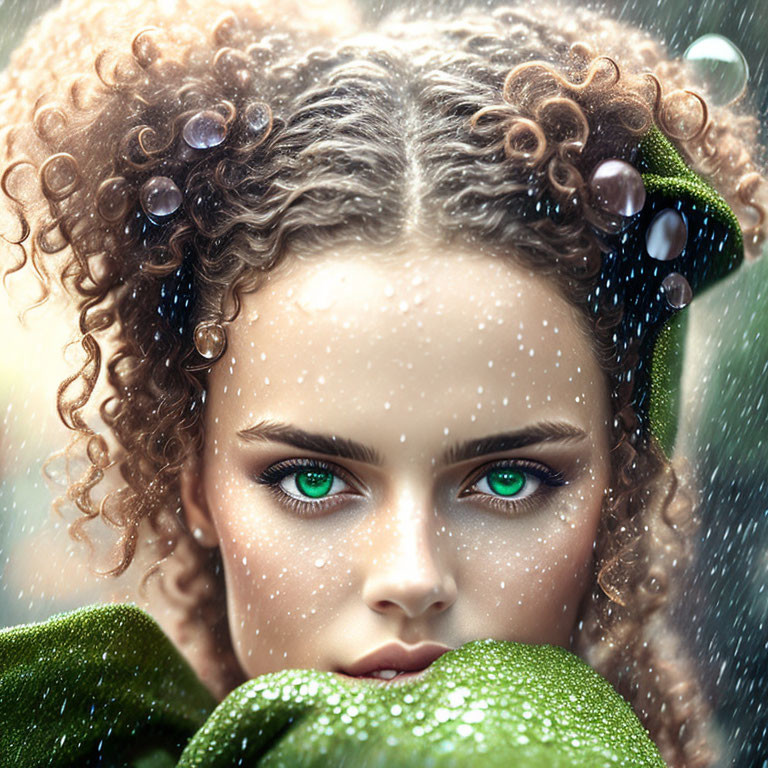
[502,117,548,164]
[658,89,708,142]
[32,103,68,144]
[132,27,163,70]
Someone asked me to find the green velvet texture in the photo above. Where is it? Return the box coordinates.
[1,603,667,767]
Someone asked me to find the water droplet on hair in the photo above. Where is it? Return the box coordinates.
[683,34,748,106]
[139,176,182,217]
[97,177,132,222]
[194,321,226,359]
[588,159,646,216]
[182,110,228,149]
[244,101,272,143]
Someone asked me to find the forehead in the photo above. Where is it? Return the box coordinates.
[212,244,608,445]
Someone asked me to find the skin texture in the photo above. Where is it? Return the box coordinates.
[181,237,613,681]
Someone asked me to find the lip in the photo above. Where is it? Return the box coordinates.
[337,641,453,681]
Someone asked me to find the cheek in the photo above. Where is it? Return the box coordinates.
[464,484,603,642]
[213,498,350,635]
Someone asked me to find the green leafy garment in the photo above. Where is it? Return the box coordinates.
[0,603,666,767]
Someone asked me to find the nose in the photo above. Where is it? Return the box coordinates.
[361,487,458,619]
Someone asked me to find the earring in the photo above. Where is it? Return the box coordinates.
[194,320,227,360]
[192,526,206,542]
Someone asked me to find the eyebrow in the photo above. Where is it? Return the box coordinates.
[237,419,588,467]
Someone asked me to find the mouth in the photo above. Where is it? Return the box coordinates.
[335,641,453,685]
[335,666,432,686]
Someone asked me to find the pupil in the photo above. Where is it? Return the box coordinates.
[295,470,333,498]
[487,469,525,496]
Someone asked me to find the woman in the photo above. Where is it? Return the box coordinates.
[0,0,765,765]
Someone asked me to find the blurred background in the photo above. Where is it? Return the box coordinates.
[0,0,765,766]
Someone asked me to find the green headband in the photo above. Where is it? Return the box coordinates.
[575,126,744,457]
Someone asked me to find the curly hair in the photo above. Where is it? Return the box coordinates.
[1,1,766,766]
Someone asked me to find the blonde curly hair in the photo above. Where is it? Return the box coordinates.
[1,1,765,766]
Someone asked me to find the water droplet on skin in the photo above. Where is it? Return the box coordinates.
[314,558,326,568]
[683,34,748,106]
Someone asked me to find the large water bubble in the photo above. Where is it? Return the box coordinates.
[683,34,749,107]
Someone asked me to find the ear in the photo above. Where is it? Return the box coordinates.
[179,456,219,548]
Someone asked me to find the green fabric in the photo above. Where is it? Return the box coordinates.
[0,603,667,767]
[638,126,743,455]
[0,603,216,768]
[650,307,689,457]
[639,127,743,260]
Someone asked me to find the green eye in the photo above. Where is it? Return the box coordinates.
[473,466,543,502]
[294,470,334,498]
[486,469,526,496]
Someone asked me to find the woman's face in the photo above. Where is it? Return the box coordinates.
[181,239,613,681]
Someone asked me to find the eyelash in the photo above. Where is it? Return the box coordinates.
[254,457,567,516]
